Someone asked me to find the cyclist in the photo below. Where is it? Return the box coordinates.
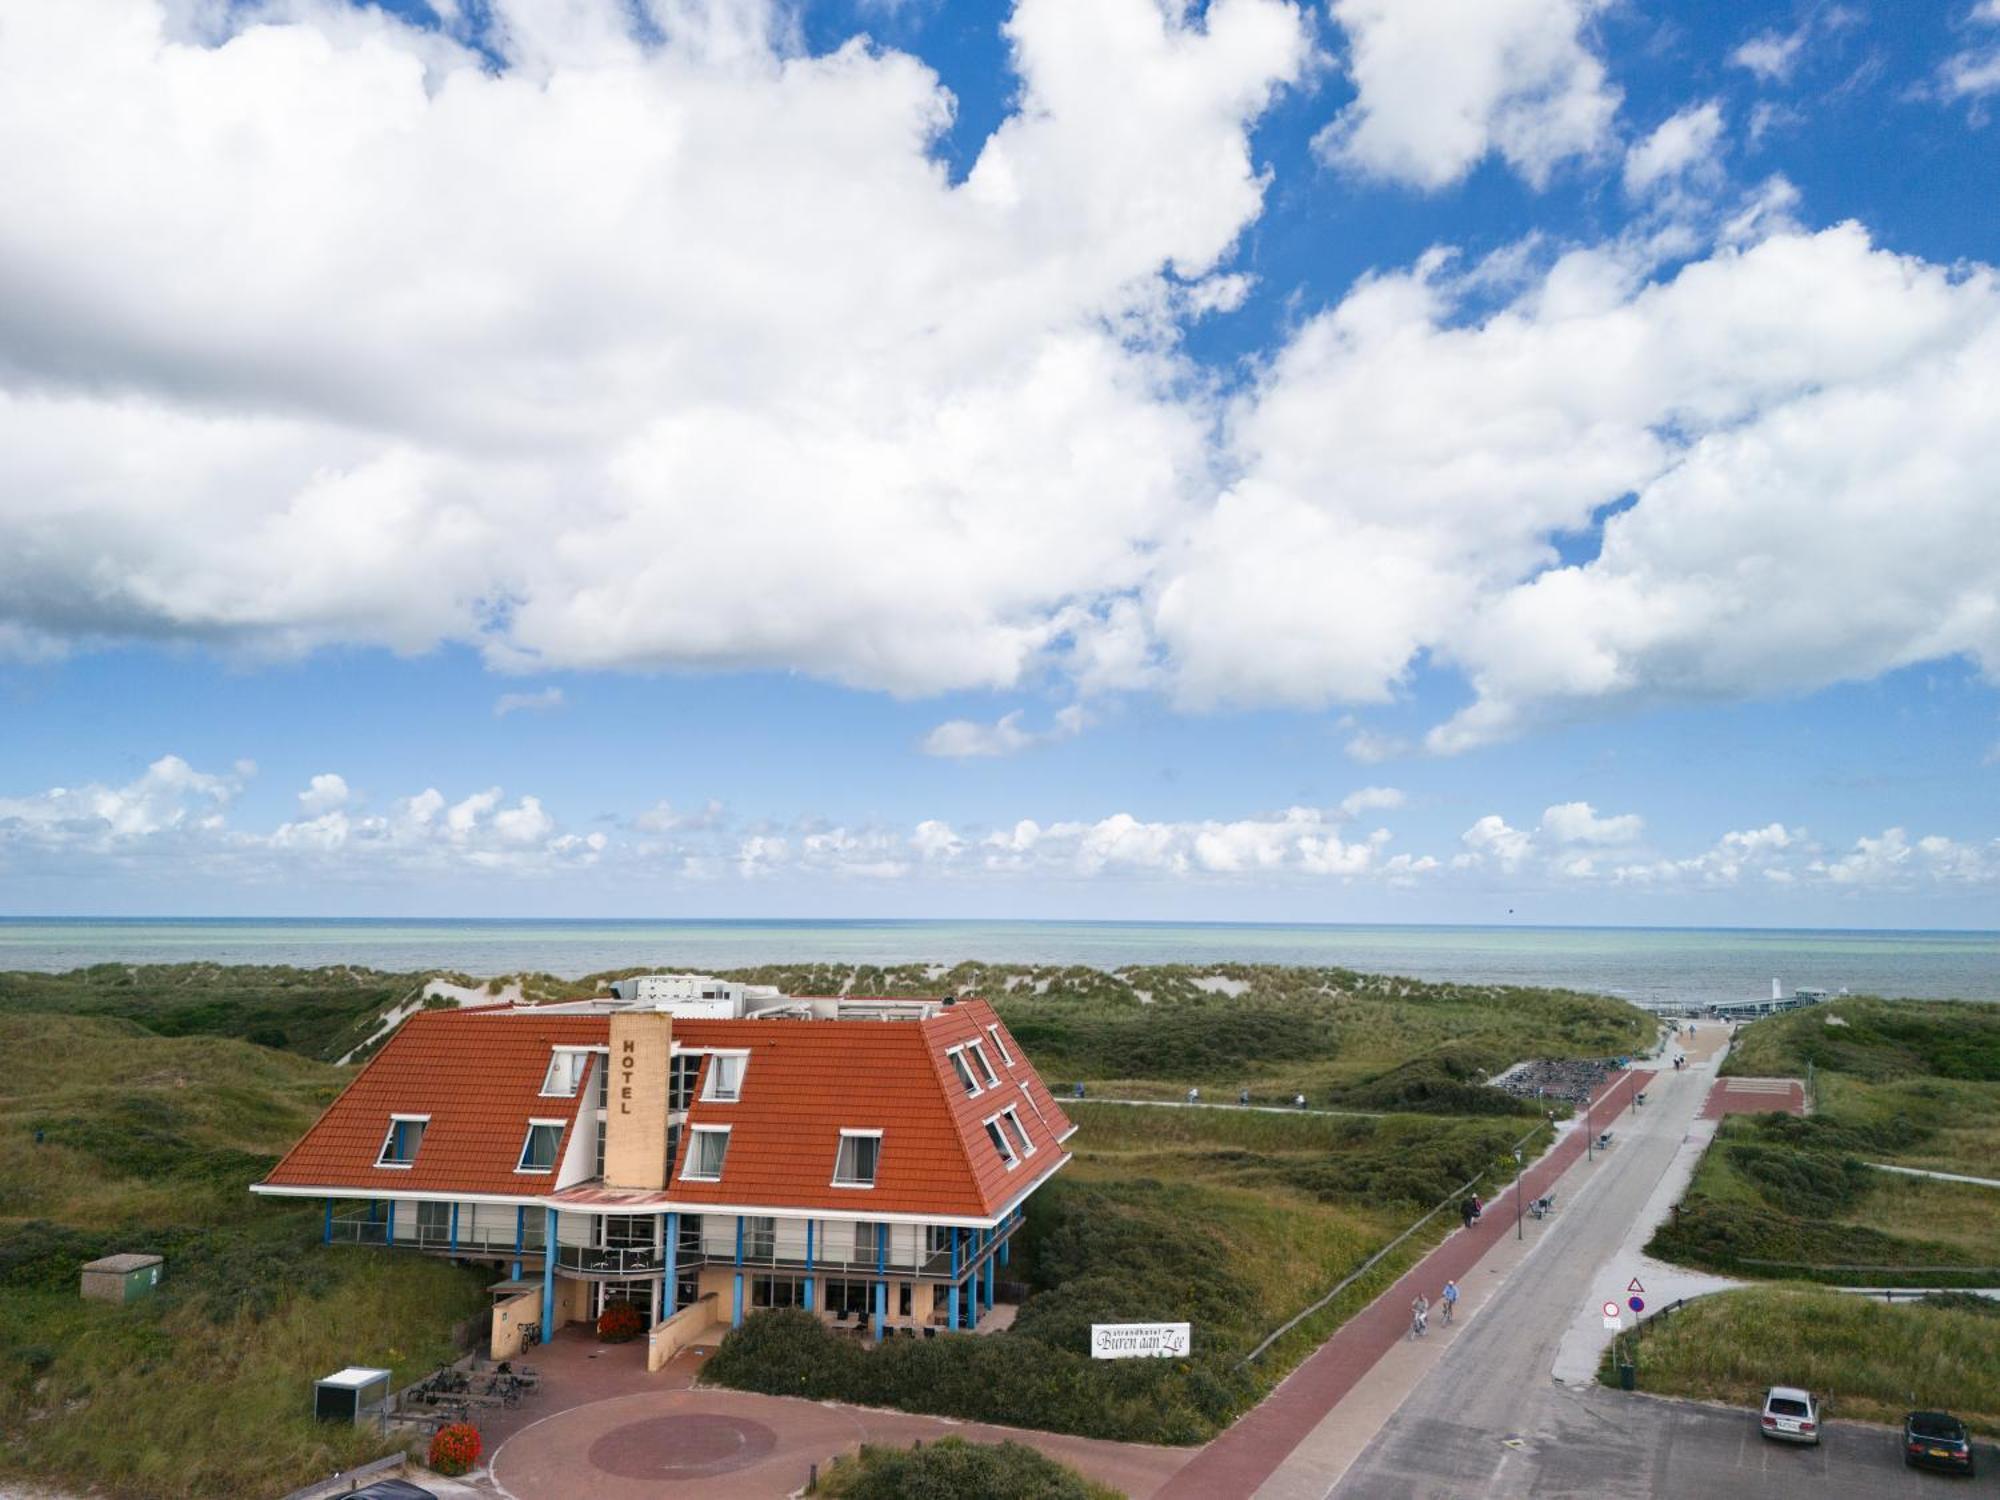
[1410,1292,1430,1338]
[1440,1279,1459,1324]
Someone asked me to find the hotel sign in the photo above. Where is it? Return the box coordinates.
[1090,1322,1191,1360]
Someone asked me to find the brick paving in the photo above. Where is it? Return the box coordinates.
[1155,1068,1653,1500]
[1699,1077,1805,1118]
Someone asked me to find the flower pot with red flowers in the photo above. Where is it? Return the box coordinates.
[597,1303,645,1344]
[428,1422,482,1477]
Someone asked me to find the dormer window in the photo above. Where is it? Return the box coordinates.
[967,1041,1000,1089]
[682,1125,730,1181]
[541,1049,588,1098]
[701,1053,746,1103]
[947,1046,982,1096]
[985,1025,1015,1068]
[984,1115,1018,1168]
[999,1105,1035,1159]
[376,1114,428,1168]
[832,1129,882,1188]
[516,1120,565,1173]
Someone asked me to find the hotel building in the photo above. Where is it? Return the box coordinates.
[252,976,1075,1361]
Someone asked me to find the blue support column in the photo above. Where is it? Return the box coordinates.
[874,1223,888,1338]
[735,1215,744,1265]
[663,1212,679,1318]
[385,1198,395,1244]
[732,1273,744,1328]
[512,1206,524,1280]
[541,1208,557,1337]
[803,1220,815,1311]
[948,1230,961,1331]
[323,1199,333,1245]
[984,1250,995,1311]
[449,1202,459,1254]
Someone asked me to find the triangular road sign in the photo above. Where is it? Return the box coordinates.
[1627,1277,1646,1295]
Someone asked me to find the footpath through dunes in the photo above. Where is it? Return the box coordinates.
[1156,1067,1653,1499]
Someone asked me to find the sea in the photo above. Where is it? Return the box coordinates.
[1,918,1995,1011]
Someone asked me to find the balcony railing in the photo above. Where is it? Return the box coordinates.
[557,1244,668,1276]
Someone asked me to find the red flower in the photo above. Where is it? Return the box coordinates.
[428,1422,482,1477]
[597,1303,645,1343]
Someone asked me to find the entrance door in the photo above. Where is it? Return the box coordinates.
[595,1279,656,1328]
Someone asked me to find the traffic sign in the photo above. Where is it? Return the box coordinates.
[1627,1277,1646,1295]
[1602,1301,1620,1319]
[1628,1296,1645,1313]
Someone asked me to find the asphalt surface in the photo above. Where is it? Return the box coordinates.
[1325,1049,1982,1499]
[1337,1384,1990,1499]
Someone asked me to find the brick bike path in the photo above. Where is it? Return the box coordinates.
[1156,1068,1653,1499]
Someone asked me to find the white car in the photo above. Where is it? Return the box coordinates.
[1759,1386,1821,1445]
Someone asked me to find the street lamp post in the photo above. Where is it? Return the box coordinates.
[1514,1148,1525,1241]
[1587,1085,1593,1162]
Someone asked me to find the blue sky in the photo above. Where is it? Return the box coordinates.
[1,0,1997,923]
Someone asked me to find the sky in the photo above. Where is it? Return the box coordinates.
[1,0,1998,925]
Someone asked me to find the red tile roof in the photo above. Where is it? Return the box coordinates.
[258,998,1071,1225]
[262,1010,606,1198]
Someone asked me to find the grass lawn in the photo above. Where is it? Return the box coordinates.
[1653,998,2000,1286]
[818,1438,1121,1499]
[0,1013,489,1500]
[1604,1286,2000,1436]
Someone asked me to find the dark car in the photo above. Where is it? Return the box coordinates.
[1904,1410,1975,1475]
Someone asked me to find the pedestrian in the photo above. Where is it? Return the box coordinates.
[1294,1092,1306,1110]
[1440,1279,1459,1324]
[1459,1195,1477,1230]
[1187,1085,1200,1105]
[1472,1194,1483,1222]
[1239,1087,1250,1107]
[1074,1081,1085,1100]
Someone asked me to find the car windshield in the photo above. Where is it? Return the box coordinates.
[1768,1397,1811,1417]
[1910,1414,1964,1440]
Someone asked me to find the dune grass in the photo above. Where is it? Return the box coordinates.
[817,1438,1121,1500]
[0,1013,488,1500]
[1605,1286,2000,1435]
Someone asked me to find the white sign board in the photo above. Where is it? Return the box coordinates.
[1091,1322,1191,1360]
[1602,1301,1622,1330]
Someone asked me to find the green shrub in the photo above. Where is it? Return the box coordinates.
[821,1437,1118,1500]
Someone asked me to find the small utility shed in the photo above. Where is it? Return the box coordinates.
[80,1253,162,1304]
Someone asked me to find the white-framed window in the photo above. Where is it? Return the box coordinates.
[540,1049,590,1098]
[832,1129,882,1188]
[682,1125,731,1181]
[985,1024,1015,1068]
[946,1046,982,1097]
[983,1113,1019,1169]
[516,1119,565,1174]
[376,1114,429,1168]
[999,1105,1036,1159]
[1017,1080,1047,1125]
[701,1052,748,1103]
[966,1041,1001,1089]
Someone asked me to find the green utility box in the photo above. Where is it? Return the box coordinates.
[80,1253,163,1305]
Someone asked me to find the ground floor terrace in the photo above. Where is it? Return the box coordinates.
[317,1197,1024,1348]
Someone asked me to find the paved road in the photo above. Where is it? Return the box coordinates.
[1336,1384,1989,1499]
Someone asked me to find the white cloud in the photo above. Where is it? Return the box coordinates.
[1934,2,2000,103]
[1339,785,1405,818]
[1622,102,1724,198]
[1731,29,1805,82]
[1540,800,1642,845]
[0,754,243,842]
[1342,726,1411,764]
[1458,814,1534,871]
[0,0,1308,698]
[1318,0,1619,190]
[297,772,351,815]
[494,686,565,717]
[920,705,1086,759]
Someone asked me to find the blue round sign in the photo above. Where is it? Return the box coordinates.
[1628,1296,1645,1313]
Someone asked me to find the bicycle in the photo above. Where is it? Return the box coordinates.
[1409,1308,1429,1339]
[1440,1297,1455,1325]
